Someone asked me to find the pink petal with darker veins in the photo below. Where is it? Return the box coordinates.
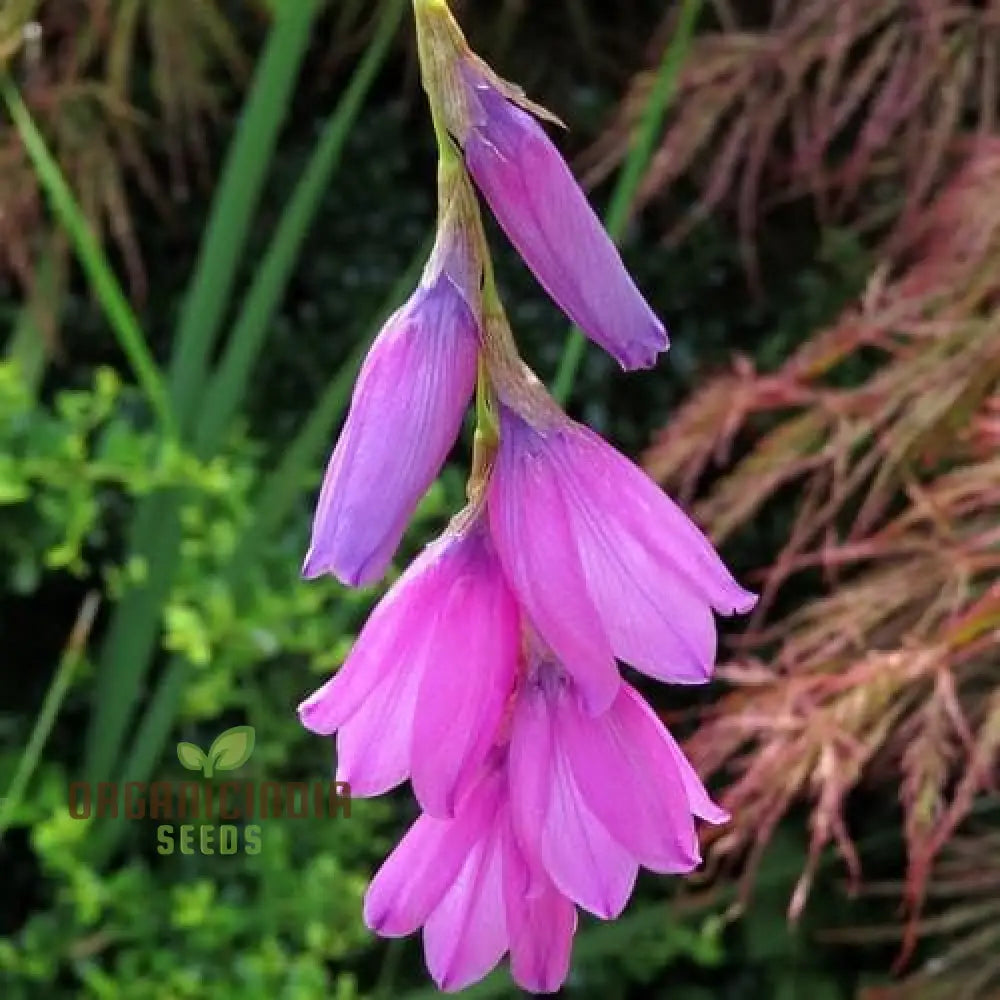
[488,409,619,715]
[410,528,520,818]
[363,769,503,938]
[559,682,704,873]
[502,826,577,994]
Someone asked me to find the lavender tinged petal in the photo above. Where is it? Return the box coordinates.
[542,739,638,919]
[463,79,667,371]
[560,682,702,874]
[510,680,636,917]
[570,422,758,616]
[508,676,556,896]
[302,276,478,587]
[558,452,719,684]
[297,541,446,735]
[490,407,742,696]
[489,412,619,714]
[364,770,502,937]
[334,631,429,796]
[502,829,576,995]
[410,531,520,818]
[423,824,508,992]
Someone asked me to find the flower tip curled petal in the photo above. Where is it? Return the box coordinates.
[462,74,668,371]
[303,276,478,589]
[656,710,731,826]
[296,540,446,740]
[364,769,503,939]
[553,420,757,684]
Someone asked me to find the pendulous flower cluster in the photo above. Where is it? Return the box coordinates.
[299,1,756,992]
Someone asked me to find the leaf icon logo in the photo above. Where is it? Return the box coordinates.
[177,725,255,778]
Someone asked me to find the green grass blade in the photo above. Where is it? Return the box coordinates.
[83,496,183,784]
[90,238,428,859]
[167,0,321,430]
[0,593,99,841]
[83,3,320,786]
[195,0,407,454]
[0,76,174,435]
[6,304,47,396]
[551,0,703,405]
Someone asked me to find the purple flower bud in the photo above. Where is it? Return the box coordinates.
[298,516,519,818]
[461,71,668,370]
[302,271,478,587]
[488,404,757,715]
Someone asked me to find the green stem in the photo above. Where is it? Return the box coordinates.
[195,0,407,454]
[474,355,495,438]
[551,0,703,405]
[0,593,100,841]
[0,77,175,437]
[83,2,319,788]
[166,0,322,432]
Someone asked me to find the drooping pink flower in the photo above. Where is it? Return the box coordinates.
[487,402,757,715]
[302,238,479,588]
[364,758,577,994]
[459,67,668,371]
[298,514,519,818]
[508,642,728,920]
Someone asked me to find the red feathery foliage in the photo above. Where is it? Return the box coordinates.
[585,1,1000,278]
[646,139,1000,987]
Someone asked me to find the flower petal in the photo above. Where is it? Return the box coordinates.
[559,452,719,685]
[334,628,430,796]
[423,822,508,992]
[489,410,619,714]
[541,739,638,919]
[569,423,757,616]
[364,769,502,938]
[297,540,447,735]
[463,76,667,371]
[515,680,638,918]
[410,529,520,818]
[502,827,576,995]
[658,717,730,825]
[303,276,478,587]
[560,682,702,873]
[508,675,556,896]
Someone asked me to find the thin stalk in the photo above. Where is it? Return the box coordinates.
[167,0,321,430]
[0,593,100,841]
[551,0,703,405]
[0,77,174,436]
[195,0,407,454]
[83,3,319,786]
